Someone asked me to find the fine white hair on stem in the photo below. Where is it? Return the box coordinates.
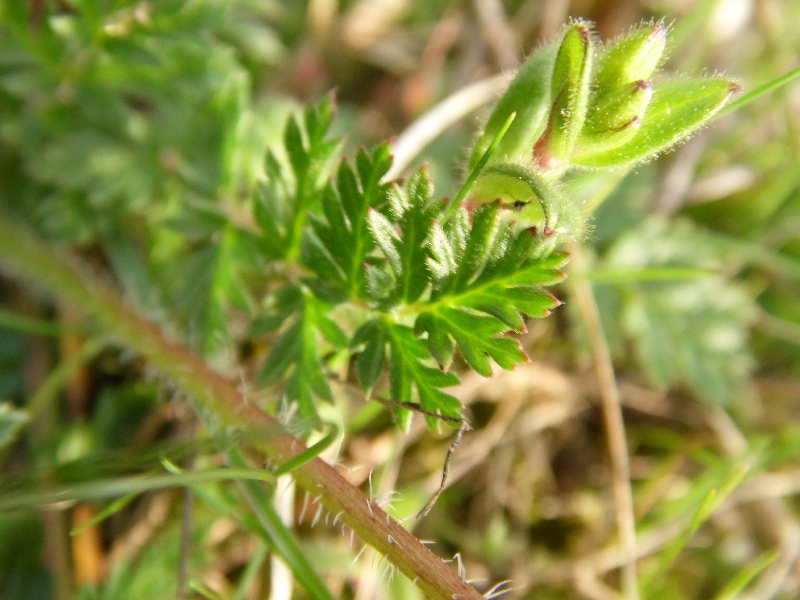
[298,491,310,523]
[350,544,367,570]
[483,580,524,599]
[383,73,510,182]
[311,504,324,528]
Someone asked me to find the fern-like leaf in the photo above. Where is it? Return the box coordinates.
[598,218,754,404]
[254,286,347,426]
[416,202,568,373]
[253,95,340,260]
[353,169,568,423]
[365,168,443,307]
[352,319,461,429]
[303,143,393,302]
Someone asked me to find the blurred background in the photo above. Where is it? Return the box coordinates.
[1,0,799,599]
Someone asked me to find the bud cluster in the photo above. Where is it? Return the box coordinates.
[470,20,738,172]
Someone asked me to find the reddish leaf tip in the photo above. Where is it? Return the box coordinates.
[651,23,668,40]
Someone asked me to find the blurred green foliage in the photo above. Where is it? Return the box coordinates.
[1,1,800,599]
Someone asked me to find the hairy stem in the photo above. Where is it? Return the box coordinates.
[0,212,482,600]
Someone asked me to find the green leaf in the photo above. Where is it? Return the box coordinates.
[449,202,506,291]
[249,286,303,336]
[417,217,566,371]
[253,152,294,259]
[253,96,341,260]
[256,287,342,425]
[712,550,778,600]
[304,144,393,301]
[171,221,255,356]
[386,323,462,429]
[598,218,754,404]
[0,402,28,453]
[414,307,527,376]
[352,318,388,392]
[351,319,461,429]
[366,167,440,305]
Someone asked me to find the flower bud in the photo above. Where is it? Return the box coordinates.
[594,23,666,93]
[543,22,594,162]
[572,80,652,159]
[573,116,642,161]
[572,77,738,168]
[586,80,653,132]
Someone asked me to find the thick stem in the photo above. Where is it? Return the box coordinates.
[0,213,482,600]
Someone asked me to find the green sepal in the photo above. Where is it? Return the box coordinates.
[574,117,642,159]
[468,43,558,169]
[545,21,594,161]
[572,77,738,168]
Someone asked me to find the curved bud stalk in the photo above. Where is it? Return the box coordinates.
[482,163,585,240]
